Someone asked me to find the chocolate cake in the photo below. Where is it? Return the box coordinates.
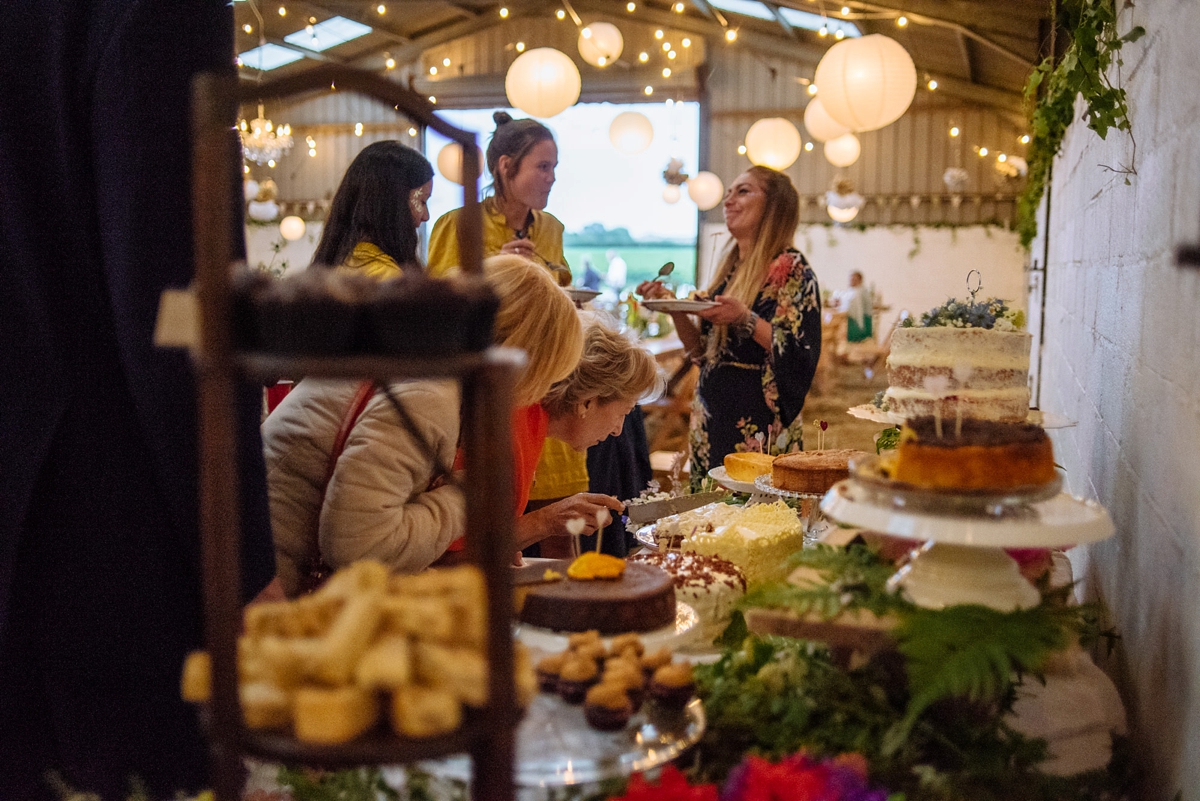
[517,562,676,634]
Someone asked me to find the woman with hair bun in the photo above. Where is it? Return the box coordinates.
[429,111,586,513]
[428,111,569,285]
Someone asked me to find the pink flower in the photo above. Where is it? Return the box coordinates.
[767,254,793,288]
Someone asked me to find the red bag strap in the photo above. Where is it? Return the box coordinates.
[322,380,377,501]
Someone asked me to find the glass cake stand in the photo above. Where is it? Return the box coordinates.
[819,466,1113,611]
[753,474,832,543]
[420,694,705,788]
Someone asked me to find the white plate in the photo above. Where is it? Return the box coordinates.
[707,465,760,494]
[641,299,720,313]
[847,403,894,424]
[564,287,602,303]
[514,602,699,655]
[820,480,1114,548]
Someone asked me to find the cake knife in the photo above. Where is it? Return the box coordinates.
[623,490,729,525]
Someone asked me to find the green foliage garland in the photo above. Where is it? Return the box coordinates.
[1017,0,1145,248]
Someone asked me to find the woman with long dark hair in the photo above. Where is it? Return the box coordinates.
[311,140,434,277]
[637,166,822,485]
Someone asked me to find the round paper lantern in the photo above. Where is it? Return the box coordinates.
[803,98,850,143]
[608,111,654,154]
[687,171,724,210]
[578,22,623,68]
[505,47,581,118]
[436,142,485,185]
[662,184,681,204]
[827,205,860,223]
[824,133,861,167]
[744,117,802,171]
[243,179,260,202]
[813,34,917,132]
[279,215,306,241]
[247,200,279,222]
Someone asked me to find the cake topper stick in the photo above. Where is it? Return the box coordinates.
[966,269,983,304]
[594,509,609,554]
[566,516,586,558]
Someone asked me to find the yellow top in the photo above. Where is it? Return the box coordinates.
[427,198,572,286]
[427,198,585,500]
[335,242,404,281]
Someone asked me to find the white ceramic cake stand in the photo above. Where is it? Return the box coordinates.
[819,478,1113,611]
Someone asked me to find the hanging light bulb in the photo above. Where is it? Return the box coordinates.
[499,6,509,18]
[516,41,526,52]
[556,9,565,19]
[897,15,908,26]
[725,28,738,42]
[627,2,636,10]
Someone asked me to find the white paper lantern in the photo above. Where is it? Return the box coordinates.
[687,171,724,211]
[662,184,681,204]
[505,47,581,118]
[247,200,279,221]
[578,22,623,68]
[813,34,917,132]
[824,133,861,167]
[827,205,860,223]
[279,215,306,241]
[744,117,802,171]
[803,98,850,143]
[243,180,260,202]
[608,111,654,154]
[436,142,485,185]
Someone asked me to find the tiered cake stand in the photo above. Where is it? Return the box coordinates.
[819,458,1113,611]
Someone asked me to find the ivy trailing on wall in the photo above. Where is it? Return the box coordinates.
[1017,0,1145,248]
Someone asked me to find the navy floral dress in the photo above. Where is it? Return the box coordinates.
[689,249,822,486]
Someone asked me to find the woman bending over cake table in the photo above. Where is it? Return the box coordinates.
[637,166,822,487]
[263,256,657,596]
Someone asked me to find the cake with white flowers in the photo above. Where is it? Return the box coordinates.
[884,297,1031,423]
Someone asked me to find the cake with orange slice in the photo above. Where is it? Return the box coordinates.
[516,553,676,634]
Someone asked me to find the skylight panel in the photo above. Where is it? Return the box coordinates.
[709,0,776,21]
[237,43,304,71]
[778,6,861,36]
[284,16,372,52]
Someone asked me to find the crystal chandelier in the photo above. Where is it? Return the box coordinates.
[239,103,294,166]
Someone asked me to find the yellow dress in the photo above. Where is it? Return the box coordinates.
[427,199,586,501]
[335,242,404,281]
[427,198,572,286]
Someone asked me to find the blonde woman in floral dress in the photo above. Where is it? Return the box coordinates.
[637,166,821,486]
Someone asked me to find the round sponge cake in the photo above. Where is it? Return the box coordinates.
[517,562,676,634]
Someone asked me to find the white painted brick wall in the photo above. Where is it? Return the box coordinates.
[1034,1,1200,796]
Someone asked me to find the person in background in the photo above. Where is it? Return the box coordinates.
[428,111,570,285]
[0,2,276,798]
[311,140,434,277]
[832,270,874,343]
[636,166,821,485]
[427,112,585,520]
[606,248,628,292]
[580,255,603,291]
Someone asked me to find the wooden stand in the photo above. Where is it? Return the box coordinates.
[191,66,516,801]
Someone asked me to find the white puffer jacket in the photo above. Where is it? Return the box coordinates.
[262,378,464,596]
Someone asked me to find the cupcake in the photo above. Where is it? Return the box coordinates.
[583,682,633,731]
[649,662,695,709]
[609,634,645,658]
[567,630,602,650]
[602,659,646,711]
[640,647,673,680]
[572,640,607,665]
[535,653,566,694]
[557,655,599,704]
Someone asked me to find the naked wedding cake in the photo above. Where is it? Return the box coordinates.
[883,297,1031,422]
